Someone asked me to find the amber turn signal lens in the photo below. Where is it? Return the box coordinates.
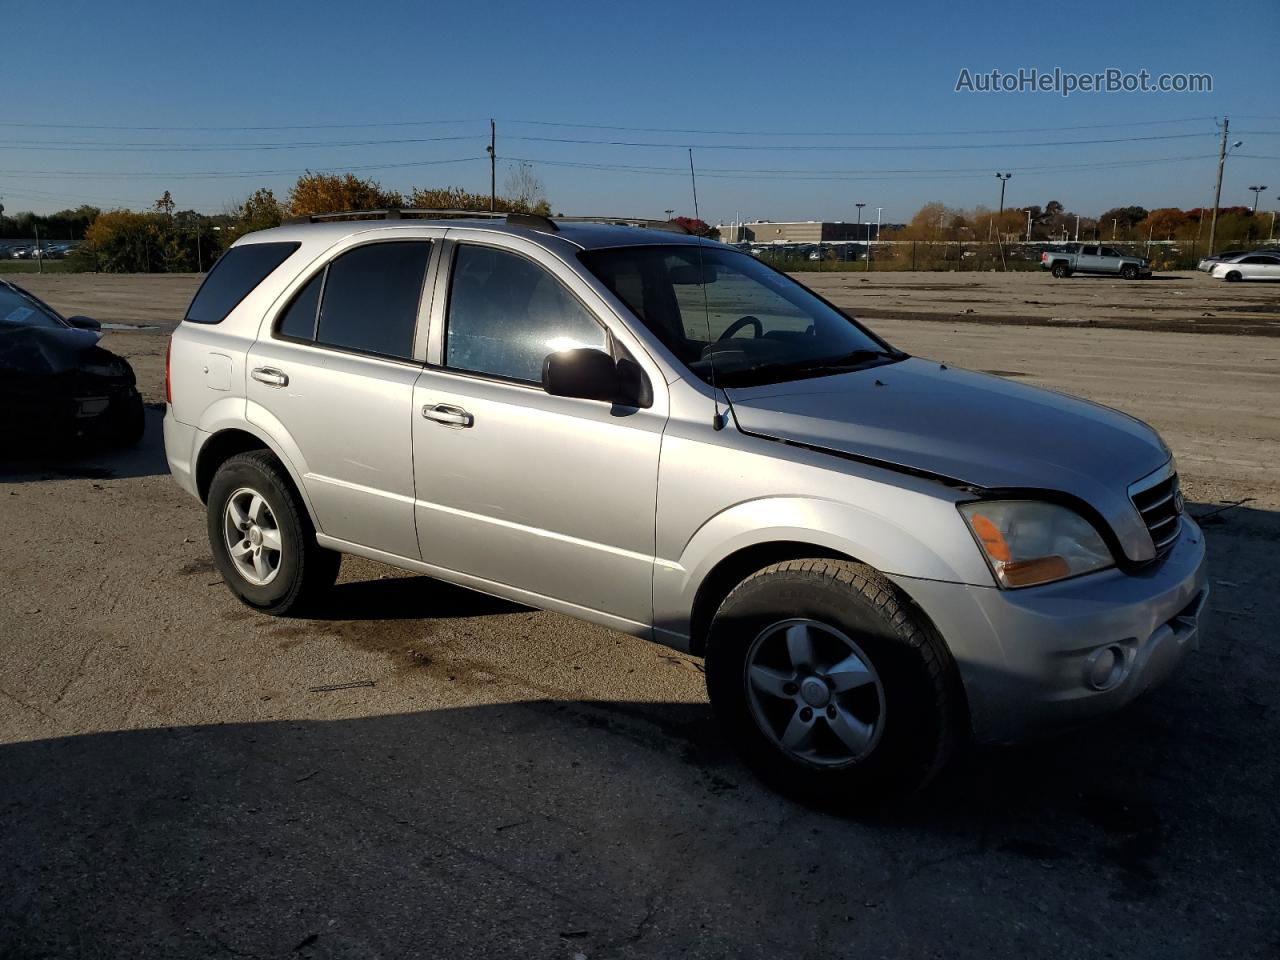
[968,513,1011,563]
[1000,555,1072,587]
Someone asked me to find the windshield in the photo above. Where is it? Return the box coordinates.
[0,284,66,330]
[580,245,902,387]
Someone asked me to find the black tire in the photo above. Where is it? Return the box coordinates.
[206,450,341,615]
[1051,262,1071,278]
[1120,264,1139,280]
[704,559,963,805]
[1225,270,1241,282]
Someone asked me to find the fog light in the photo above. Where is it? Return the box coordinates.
[1086,645,1128,691]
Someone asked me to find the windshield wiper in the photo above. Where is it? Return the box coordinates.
[724,349,903,386]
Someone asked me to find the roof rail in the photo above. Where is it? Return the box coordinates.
[284,208,694,236]
[285,208,510,225]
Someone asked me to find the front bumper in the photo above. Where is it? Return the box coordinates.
[891,516,1208,743]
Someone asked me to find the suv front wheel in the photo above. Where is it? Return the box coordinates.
[704,559,962,804]
[207,451,341,614]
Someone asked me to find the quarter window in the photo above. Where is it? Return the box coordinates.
[445,245,607,383]
[314,241,431,360]
[276,271,323,341]
[185,241,300,325]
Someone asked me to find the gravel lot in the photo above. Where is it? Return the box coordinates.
[2,272,1277,958]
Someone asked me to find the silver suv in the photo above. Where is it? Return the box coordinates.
[164,211,1208,800]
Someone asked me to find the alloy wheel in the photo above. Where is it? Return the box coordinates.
[222,486,284,586]
[744,618,886,766]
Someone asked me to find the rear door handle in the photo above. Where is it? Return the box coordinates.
[421,403,474,427]
[251,367,289,387]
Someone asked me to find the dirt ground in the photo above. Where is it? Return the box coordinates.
[1,272,1277,958]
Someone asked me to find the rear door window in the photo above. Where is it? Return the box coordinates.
[314,241,432,360]
[185,241,300,324]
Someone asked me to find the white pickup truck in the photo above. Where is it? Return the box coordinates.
[1041,243,1151,279]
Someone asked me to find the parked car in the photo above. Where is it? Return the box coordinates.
[164,212,1207,801]
[1209,252,1280,281]
[0,279,144,448]
[1040,243,1151,279]
[1196,249,1247,272]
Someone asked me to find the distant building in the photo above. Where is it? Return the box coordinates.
[718,221,879,244]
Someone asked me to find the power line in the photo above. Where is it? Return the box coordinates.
[506,132,1216,152]
[0,114,1219,136]
[0,135,486,153]
[502,116,1219,137]
[0,118,484,132]
[0,156,489,180]
[503,153,1218,182]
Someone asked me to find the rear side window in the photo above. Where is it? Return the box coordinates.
[185,242,300,324]
[315,242,431,360]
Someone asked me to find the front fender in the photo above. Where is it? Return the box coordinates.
[653,494,993,642]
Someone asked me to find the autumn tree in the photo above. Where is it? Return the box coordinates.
[153,191,176,217]
[672,216,719,238]
[287,173,403,217]
[1140,208,1189,240]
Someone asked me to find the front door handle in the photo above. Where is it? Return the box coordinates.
[251,366,289,387]
[421,403,474,427]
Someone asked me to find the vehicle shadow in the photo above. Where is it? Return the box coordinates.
[0,405,168,483]
[308,573,530,621]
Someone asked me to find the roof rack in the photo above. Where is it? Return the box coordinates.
[284,208,693,235]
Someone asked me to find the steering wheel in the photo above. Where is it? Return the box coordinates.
[718,315,763,341]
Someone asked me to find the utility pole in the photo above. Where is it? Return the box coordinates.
[35,222,42,274]
[195,226,203,274]
[1208,117,1240,257]
[1247,185,1268,214]
[1025,208,1032,242]
[487,119,496,212]
[1073,215,1080,242]
[1112,219,1118,240]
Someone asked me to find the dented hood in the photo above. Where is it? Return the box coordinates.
[727,357,1169,560]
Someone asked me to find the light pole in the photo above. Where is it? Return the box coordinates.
[1073,215,1080,242]
[1025,208,1032,242]
[995,172,1012,217]
[868,206,881,271]
[1112,219,1118,240]
[1248,185,1268,214]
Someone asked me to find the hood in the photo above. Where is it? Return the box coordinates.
[727,357,1169,560]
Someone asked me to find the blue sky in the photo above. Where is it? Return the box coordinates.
[2,0,1277,224]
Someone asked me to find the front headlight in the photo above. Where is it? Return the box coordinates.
[958,500,1114,588]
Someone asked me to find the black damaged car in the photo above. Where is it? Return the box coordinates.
[0,279,144,450]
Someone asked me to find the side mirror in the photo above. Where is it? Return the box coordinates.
[542,348,652,408]
[66,315,101,331]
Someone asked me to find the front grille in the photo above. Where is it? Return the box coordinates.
[1131,469,1183,556]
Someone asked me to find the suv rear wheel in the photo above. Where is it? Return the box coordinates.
[1051,262,1071,278]
[704,559,962,804]
[207,451,341,614]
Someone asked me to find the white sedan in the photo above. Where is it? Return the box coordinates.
[1210,253,1280,281]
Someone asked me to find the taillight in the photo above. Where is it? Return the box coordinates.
[165,336,173,405]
